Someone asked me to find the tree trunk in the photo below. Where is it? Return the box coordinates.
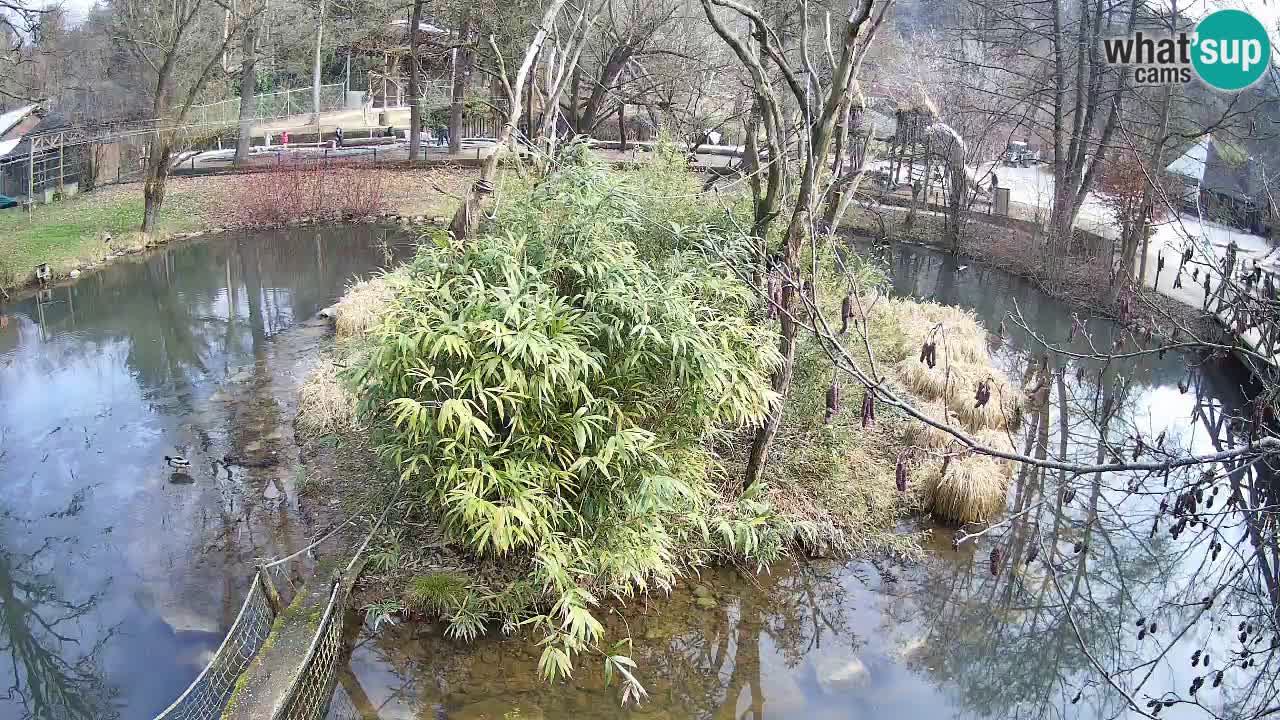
[142,132,173,234]
[234,20,258,166]
[311,0,325,122]
[567,66,581,133]
[408,0,424,161]
[617,101,626,151]
[447,0,570,242]
[448,9,472,154]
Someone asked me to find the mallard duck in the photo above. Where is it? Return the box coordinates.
[165,455,191,469]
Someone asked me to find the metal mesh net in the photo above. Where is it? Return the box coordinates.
[273,583,350,720]
[324,683,362,720]
[153,575,275,720]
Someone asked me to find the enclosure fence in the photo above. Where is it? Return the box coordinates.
[272,580,350,720]
[190,84,347,127]
[152,574,276,720]
[271,506,387,720]
[144,504,386,720]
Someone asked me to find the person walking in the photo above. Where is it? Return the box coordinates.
[334,126,344,148]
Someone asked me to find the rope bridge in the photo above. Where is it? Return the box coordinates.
[152,504,389,720]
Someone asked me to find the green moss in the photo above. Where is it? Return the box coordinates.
[1215,139,1248,167]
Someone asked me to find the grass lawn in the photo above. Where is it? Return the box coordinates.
[0,166,471,293]
[0,184,205,290]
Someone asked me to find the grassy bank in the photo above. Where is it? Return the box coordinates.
[0,167,474,293]
[0,184,206,289]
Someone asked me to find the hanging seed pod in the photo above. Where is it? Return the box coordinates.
[1159,497,1169,515]
[1133,436,1145,460]
[1073,540,1086,554]
[1192,650,1202,666]
[840,293,853,335]
[895,453,908,493]
[824,380,842,424]
[989,545,1004,576]
[1149,621,1157,633]
[1061,486,1076,505]
[1026,544,1039,566]
[1139,628,1148,640]
[920,338,939,368]
[1158,253,1165,272]
[860,390,876,428]
[1071,691,1082,705]
[1203,275,1211,299]
[1203,653,1210,667]
[1156,430,1166,448]
[1174,271,1184,289]
[1213,671,1223,688]
[1193,267,1200,281]
[1183,247,1193,265]
[975,379,991,408]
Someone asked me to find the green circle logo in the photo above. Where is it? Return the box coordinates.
[1192,9,1271,91]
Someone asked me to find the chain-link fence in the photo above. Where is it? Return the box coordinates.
[152,574,276,720]
[272,580,349,720]
[189,85,347,127]
[324,683,362,720]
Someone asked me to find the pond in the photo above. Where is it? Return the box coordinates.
[0,225,409,720]
[338,241,1276,720]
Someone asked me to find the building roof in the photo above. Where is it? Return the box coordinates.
[0,111,71,160]
[1165,137,1209,181]
[0,104,39,138]
[1165,134,1280,204]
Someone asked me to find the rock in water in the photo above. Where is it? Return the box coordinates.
[813,653,871,693]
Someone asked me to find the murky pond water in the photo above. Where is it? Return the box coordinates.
[0,225,409,720]
[339,242,1275,719]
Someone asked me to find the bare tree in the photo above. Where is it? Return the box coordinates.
[701,0,887,488]
[114,0,258,233]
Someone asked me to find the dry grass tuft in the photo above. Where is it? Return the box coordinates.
[895,357,1019,433]
[886,298,991,365]
[297,357,359,435]
[335,275,392,339]
[903,401,963,450]
[921,450,1012,523]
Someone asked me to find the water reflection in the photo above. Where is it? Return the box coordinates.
[0,494,118,720]
[0,225,408,719]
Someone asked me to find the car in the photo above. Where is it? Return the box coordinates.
[0,194,17,209]
[1003,141,1041,167]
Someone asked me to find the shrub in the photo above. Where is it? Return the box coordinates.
[221,160,387,226]
[352,160,779,691]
